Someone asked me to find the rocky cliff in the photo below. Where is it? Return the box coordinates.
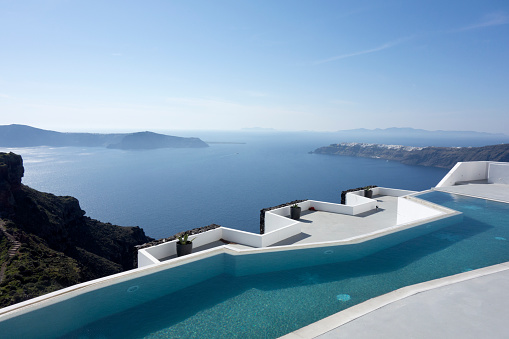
[0,152,152,308]
[311,143,509,169]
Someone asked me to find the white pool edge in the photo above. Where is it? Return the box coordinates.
[0,197,460,321]
[281,262,509,339]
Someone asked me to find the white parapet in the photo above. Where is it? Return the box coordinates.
[436,161,491,187]
[265,208,302,233]
[345,193,377,214]
[488,162,509,184]
[138,188,424,268]
[311,200,354,215]
[396,196,445,226]
[375,187,416,197]
[137,222,303,267]
[222,227,263,248]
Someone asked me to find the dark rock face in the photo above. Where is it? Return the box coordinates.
[311,143,509,169]
[0,152,152,307]
[0,153,24,216]
[0,152,24,186]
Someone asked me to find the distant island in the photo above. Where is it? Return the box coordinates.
[0,152,153,307]
[0,124,208,150]
[311,142,509,169]
[106,131,208,150]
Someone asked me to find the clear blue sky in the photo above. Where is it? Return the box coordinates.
[1,0,508,133]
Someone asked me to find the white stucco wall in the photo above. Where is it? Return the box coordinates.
[345,193,377,214]
[222,227,263,248]
[137,249,160,267]
[375,187,416,197]
[143,240,177,260]
[396,197,444,225]
[138,222,306,267]
[265,212,298,233]
[488,162,509,184]
[261,223,301,247]
[138,228,224,267]
[346,192,371,205]
[311,200,354,215]
[436,162,490,187]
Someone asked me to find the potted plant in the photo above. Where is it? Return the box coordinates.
[290,204,301,220]
[176,233,195,257]
[364,187,373,199]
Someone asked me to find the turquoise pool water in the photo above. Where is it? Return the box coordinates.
[2,192,509,338]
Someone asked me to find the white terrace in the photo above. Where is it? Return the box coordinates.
[139,161,509,266]
[435,161,509,203]
[138,187,457,266]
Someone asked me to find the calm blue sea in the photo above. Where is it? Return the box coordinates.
[5,131,452,239]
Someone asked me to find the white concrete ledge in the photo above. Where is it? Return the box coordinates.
[282,262,509,339]
[436,161,509,188]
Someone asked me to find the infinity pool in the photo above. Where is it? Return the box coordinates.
[2,192,509,338]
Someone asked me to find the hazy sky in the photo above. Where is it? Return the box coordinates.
[1,0,508,133]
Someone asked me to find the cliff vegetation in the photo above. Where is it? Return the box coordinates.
[0,152,152,308]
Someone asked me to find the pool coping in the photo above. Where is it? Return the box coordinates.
[433,186,509,205]
[0,194,460,321]
[280,262,509,339]
[281,188,509,339]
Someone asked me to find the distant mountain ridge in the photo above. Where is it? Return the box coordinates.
[311,142,509,169]
[336,127,507,137]
[0,125,208,149]
[322,128,509,147]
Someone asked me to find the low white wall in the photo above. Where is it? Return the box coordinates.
[265,212,298,233]
[436,162,490,187]
[192,228,223,247]
[344,187,414,215]
[345,193,377,214]
[396,197,444,225]
[137,250,160,267]
[347,190,364,197]
[138,228,224,267]
[139,222,305,267]
[488,162,509,184]
[351,200,377,215]
[222,227,263,248]
[261,223,301,247]
[143,240,177,261]
[346,192,371,205]
[267,201,311,218]
[311,200,354,215]
[375,187,416,197]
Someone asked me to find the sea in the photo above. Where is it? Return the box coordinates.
[4,130,504,239]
